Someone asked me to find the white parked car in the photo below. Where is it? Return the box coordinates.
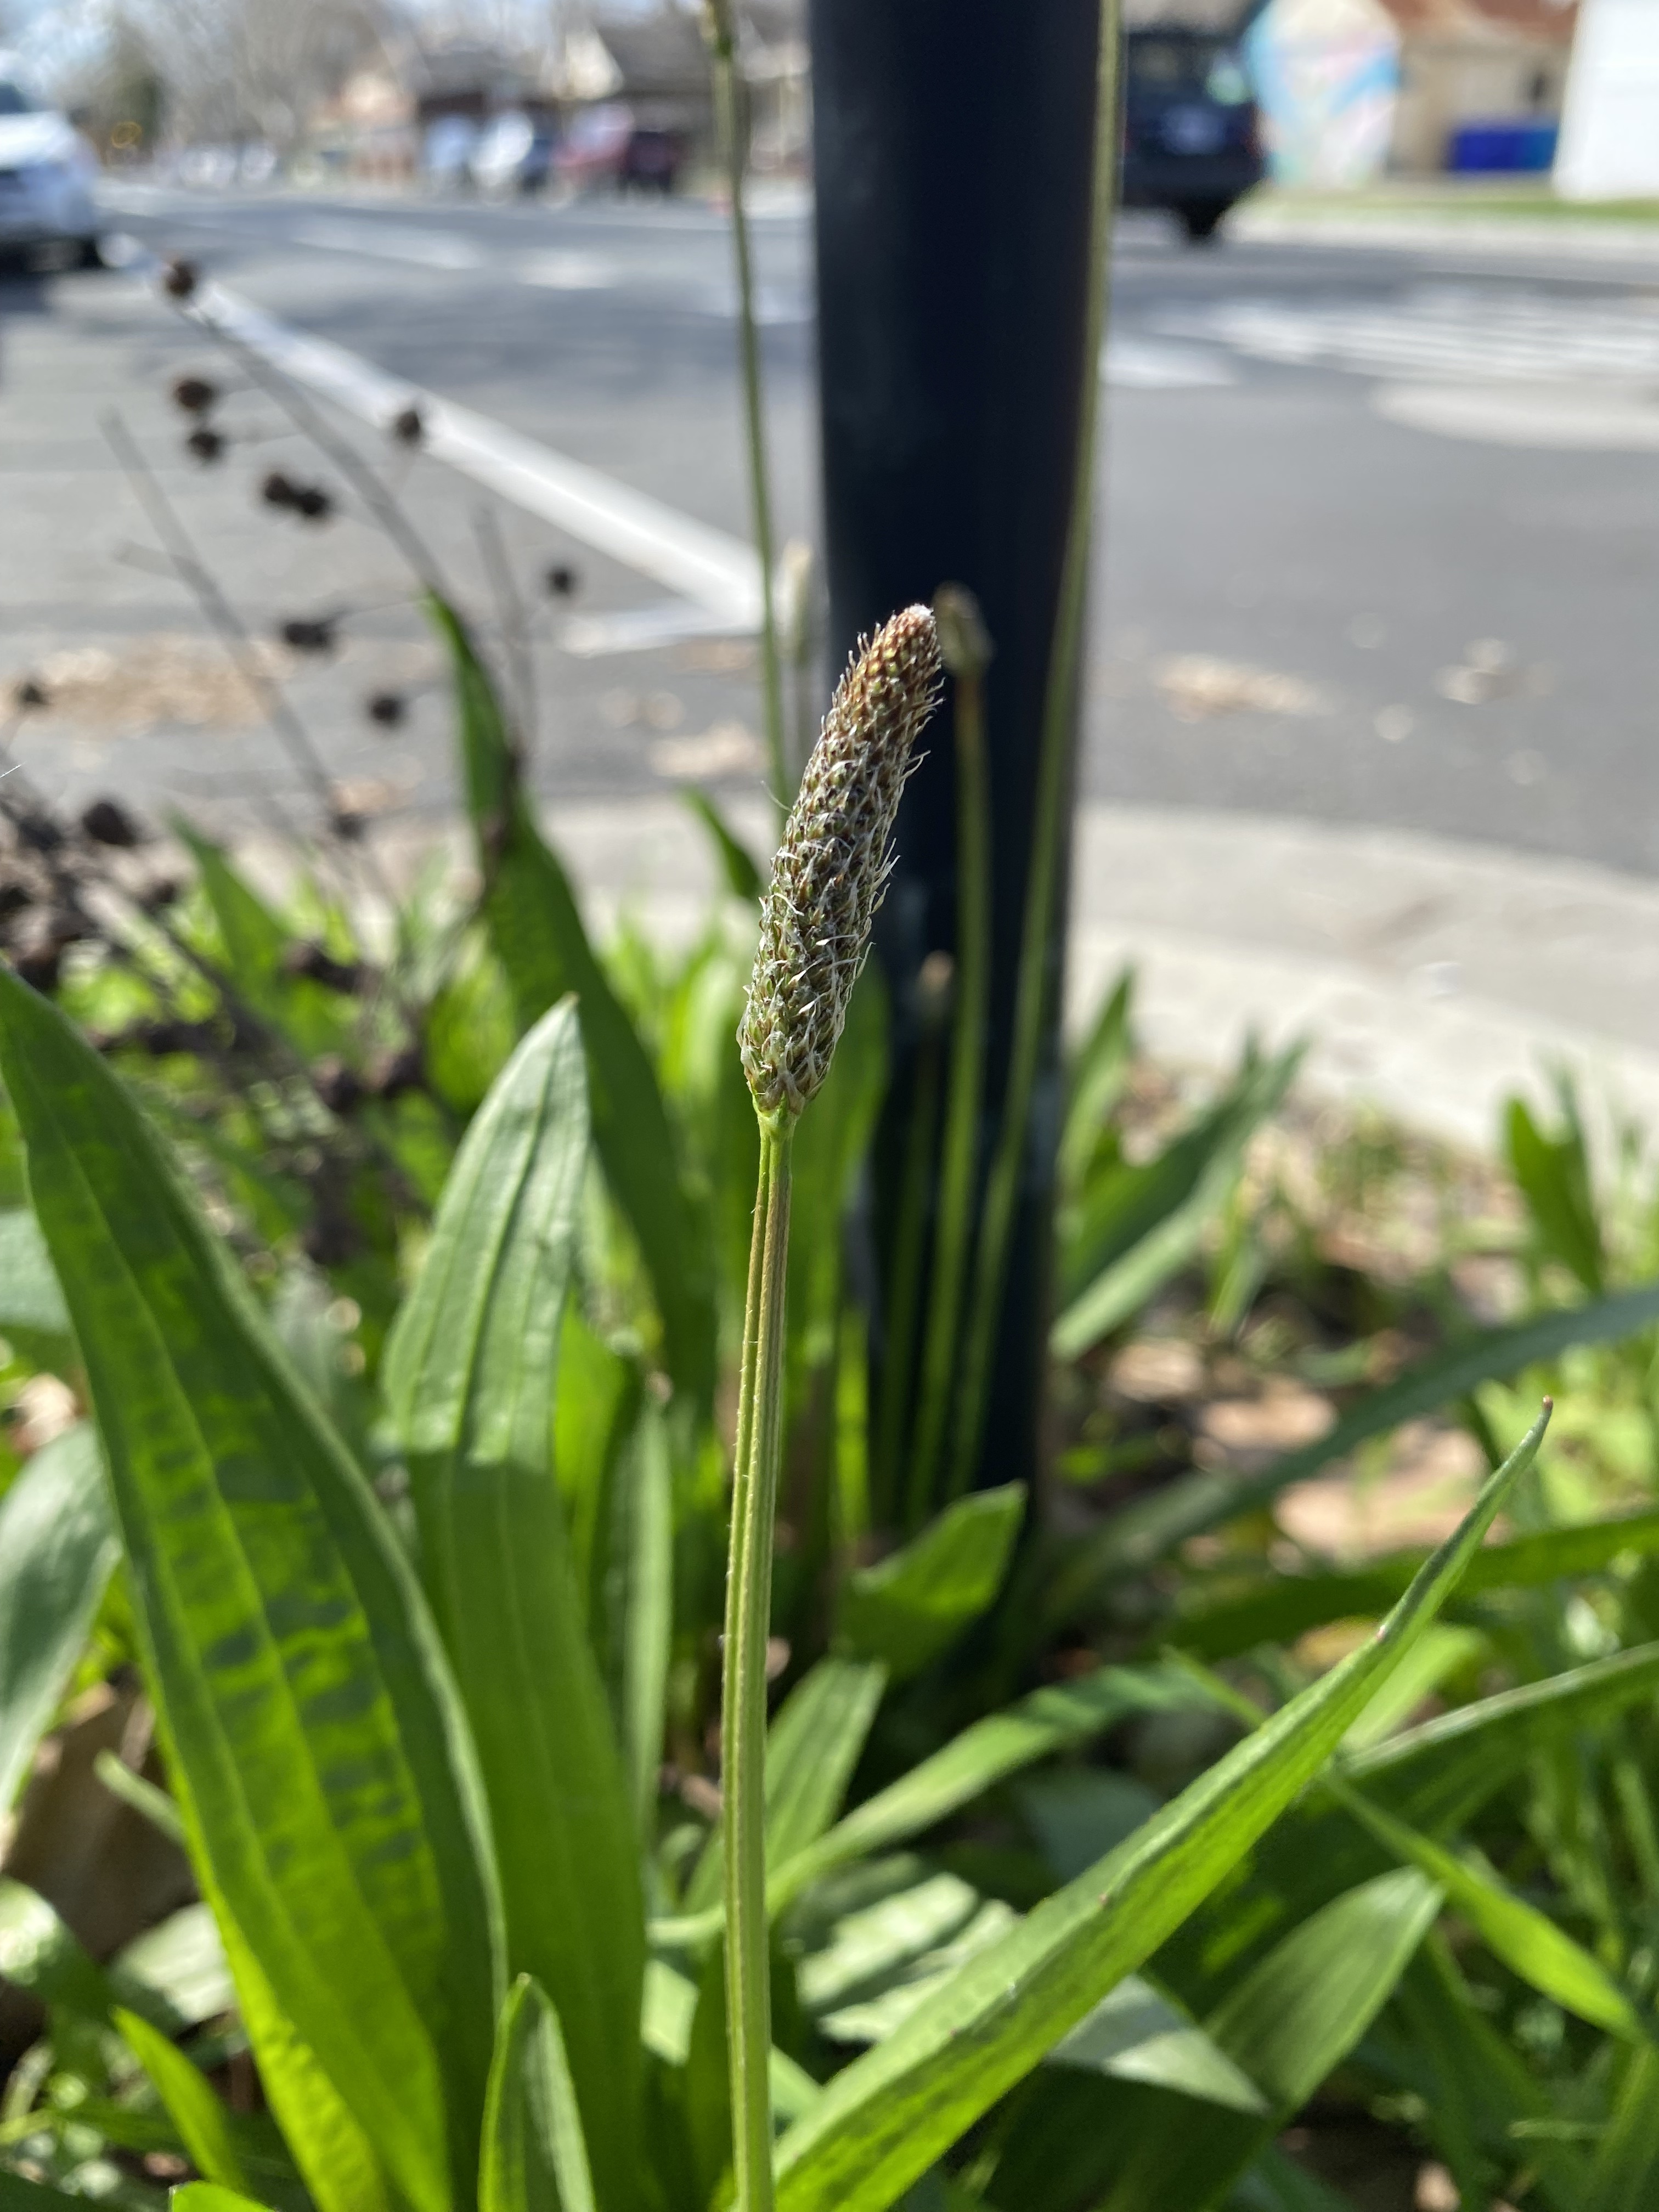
[0,75,102,267]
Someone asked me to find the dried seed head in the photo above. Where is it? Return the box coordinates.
[80,798,142,848]
[171,375,218,415]
[740,604,941,1120]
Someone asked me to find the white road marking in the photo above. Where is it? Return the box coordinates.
[1373,380,1659,451]
[1167,286,1659,385]
[190,278,763,635]
[517,249,620,291]
[1103,336,1235,389]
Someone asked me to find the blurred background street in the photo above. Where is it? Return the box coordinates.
[7,184,1659,874]
[3,0,1659,1141]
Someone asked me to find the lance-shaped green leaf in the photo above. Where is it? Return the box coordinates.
[0,964,501,2212]
[985,1870,1439,2212]
[766,1662,1232,1921]
[771,1407,1549,2212]
[479,1978,599,2212]
[1053,1045,1300,1358]
[838,1487,1024,1682]
[683,789,764,904]
[682,1656,888,1917]
[1051,1283,1659,1618]
[1351,1640,1659,1838]
[0,1424,118,1813]
[0,1876,115,2019]
[431,597,714,1407]
[383,998,645,2212]
[1207,1868,1443,2111]
[211,1892,393,2212]
[1586,2043,1659,2212]
[116,2006,252,2194]
[1331,1780,1647,2042]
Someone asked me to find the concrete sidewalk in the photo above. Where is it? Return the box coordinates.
[423,793,1659,1156]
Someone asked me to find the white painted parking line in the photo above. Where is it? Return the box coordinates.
[188,278,763,638]
[289,217,489,271]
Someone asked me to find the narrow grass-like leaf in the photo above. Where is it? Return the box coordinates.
[1057,971,1133,1199]
[1507,1092,1603,1295]
[1331,1781,1647,2040]
[684,791,764,903]
[0,1876,115,2019]
[600,1398,674,1842]
[990,1872,1437,2212]
[1053,1046,1300,1359]
[479,1978,599,2212]
[1352,1641,1659,1837]
[839,1487,1024,1681]
[771,1407,1548,2212]
[0,964,500,2212]
[683,1657,887,1916]
[767,1658,889,1865]
[1585,2043,1659,2212]
[0,1425,117,1812]
[94,1748,188,1845]
[431,597,714,1406]
[174,827,345,1059]
[1384,1936,1575,2212]
[383,998,644,2212]
[1207,1869,1443,2110]
[1052,1285,1659,1616]
[115,2006,252,2193]
[768,1663,1232,1917]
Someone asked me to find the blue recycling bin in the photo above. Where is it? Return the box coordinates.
[1447,119,1559,172]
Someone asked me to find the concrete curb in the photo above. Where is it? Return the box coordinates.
[1230,206,1659,270]
[354,797,1659,1155]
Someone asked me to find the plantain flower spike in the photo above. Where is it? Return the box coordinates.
[741,603,942,1121]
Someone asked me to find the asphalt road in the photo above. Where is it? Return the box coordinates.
[4,183,1659,878]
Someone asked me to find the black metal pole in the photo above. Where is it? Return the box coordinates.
[810,0,1107,1496]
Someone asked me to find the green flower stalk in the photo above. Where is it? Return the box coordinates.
[724,604,940,2210]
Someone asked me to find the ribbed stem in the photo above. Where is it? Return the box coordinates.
[910,659,991,1522]
[950,1,1122,1493]
[709,15,788,808]
[723,1116,793,2212]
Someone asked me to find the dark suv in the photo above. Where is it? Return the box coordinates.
[1120,28,1263,241]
